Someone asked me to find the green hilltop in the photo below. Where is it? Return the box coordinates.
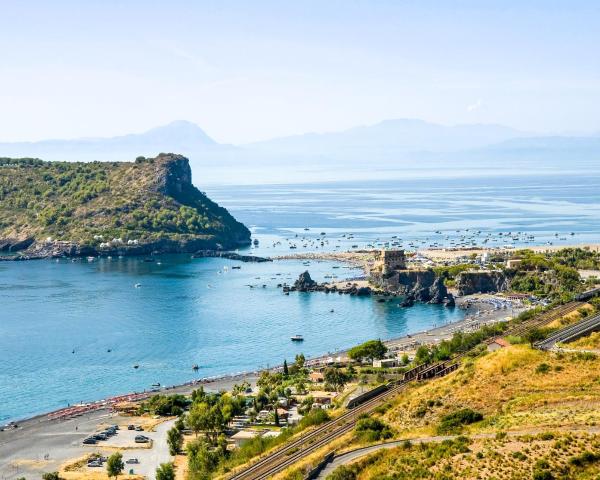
[0,153,250,255]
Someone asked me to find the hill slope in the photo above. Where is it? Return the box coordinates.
[0,153,250,257]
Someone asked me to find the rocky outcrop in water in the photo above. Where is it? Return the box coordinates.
[456,271,508,296]
[293,271,318,291]
[191,250,271,262]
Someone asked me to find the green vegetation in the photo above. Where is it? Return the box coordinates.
[437,408,483,434]
[155,462,175,480]
[186,389,330,479]
[348,340,388,362]
[355,416,393,442]
[508,248,600,299]
[106,452,124,479]
[167,423,184,455]
[413,323,507,365]
[0,154,249,249]
[41,473,62,480]
[138,393,190,416]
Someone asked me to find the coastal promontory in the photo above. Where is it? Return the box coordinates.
[0,153,251,257]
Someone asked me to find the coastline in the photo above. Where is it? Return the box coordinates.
[2,292,517,427]
[0,292,522,477]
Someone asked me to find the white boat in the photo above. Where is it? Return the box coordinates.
[290,335,304,342]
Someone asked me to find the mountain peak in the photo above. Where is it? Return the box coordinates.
[144,120,216,145]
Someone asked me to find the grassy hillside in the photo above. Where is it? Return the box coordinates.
[0,153,250,252]
[316,342,600,480]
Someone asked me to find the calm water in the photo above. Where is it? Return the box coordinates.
[1,172,600,422]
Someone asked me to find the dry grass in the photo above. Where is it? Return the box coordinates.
[568,331,600,351]
[381,344,600,437]
[348,432,600,479]
[59,454,144,480]
[546,304,594,329]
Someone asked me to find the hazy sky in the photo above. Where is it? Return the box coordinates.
[1,0,599,143]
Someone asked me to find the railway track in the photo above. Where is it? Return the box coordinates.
[227,301,585,480]
[228,381,410,479]
[506,301,583,337]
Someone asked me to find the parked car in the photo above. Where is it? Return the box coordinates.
[134,435,150,443]
[135,425,144,431]
[87,460,102,468]
[83,437,97,445]
[127,424,135,430]
[125,458,139,464]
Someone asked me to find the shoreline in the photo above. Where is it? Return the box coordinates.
[2,293,518,428]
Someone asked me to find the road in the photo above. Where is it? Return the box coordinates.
[535,312,600,350]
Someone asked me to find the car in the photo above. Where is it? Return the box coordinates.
[95,433,107,440]
[127,424,135,430]
[134,435,150,443]
[135,425,143,431]
[87,461,102,468]
[83,438,97,445]
[125,458,139,464]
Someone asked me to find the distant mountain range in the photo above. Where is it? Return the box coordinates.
[0,120,224,161]
[1,119,598,184]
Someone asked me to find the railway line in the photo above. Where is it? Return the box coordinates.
[227,300,587,480]
[535,312,600,350]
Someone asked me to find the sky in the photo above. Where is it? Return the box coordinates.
[1,0,599,144]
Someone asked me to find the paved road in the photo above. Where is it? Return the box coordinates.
[316,427,600,478]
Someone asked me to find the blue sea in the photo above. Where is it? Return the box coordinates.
[1,172,600,422]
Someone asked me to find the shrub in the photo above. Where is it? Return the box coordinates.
[536,363,551,374]
[298,408,329,429]
[437,408,483,434]
[354,416,393,442]
[326,465,357,480]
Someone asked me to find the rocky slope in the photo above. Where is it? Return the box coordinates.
[0,153,250,258]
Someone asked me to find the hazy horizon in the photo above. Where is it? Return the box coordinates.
[2,1,600,144]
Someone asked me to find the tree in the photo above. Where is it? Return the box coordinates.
[295,353,306,369]
[324,367,349,392]
[106,452,124,479]
[348,340,387,362]
[274,408,280,426]
[156,462,175,480]
[283,359,289,376]
[167,425,183,455]
[525,328,546,346]
[42,473,62,480]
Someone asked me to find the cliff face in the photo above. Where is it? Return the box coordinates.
[0,153,251,258]
[456,271,508,296]
[153,153,193,197]
[371,268,455,306]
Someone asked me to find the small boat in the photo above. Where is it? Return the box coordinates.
[192,364,199,371]
[151,382,160,387]
[143,258,155,263]
[232,266,241,270]
[134,283,142,288]
[290,335,304,342]
[133,364,139,369]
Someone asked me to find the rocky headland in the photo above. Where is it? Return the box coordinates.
[0,154,251,260]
